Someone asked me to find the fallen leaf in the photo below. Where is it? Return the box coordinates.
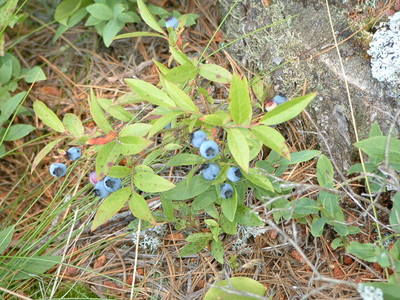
[94,255,107,269]
[37,86,62,97]
[165,233,185,240]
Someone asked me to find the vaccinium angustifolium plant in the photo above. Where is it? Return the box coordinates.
[191,130,207,148]
[49,163,67,177]
[34,0,318,270]
[66,147,81,161]
[103,176,122,192]
[199,140,219,160]
[201,163,220,180]
[220,183,234,199]
[227,167,242,182]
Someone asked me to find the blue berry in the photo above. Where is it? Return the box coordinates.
[201,163,220,181]
[66,147,81,161]
[227,167,242,182]
[165,17,179,29]
[272,94,288,105]
[164,123,172,129]
[220,183,234,199]
[191,130,208,148]
[49,163,67,177]
[199,140,219,160]
[93,181,110,199]
[103,176,122,192]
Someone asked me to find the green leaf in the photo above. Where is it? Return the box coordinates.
[88,92,113,133]
[199,63,232,83]
[10,256,61,280]
[109,166,131,178]
[148,112,181,137]
[164,63,198,83]
[211,240,224,263]
[0,57,12,84]
[227,128,249,173]
[95,141,121,177]
[120,123,151,137]
[21,66,46,83]
[261,93,316,125]
[86,3,113,20]
[0,225,14,255]
[220,214,237,234]
[31,138,63,173]
[319,191,343,221]
[390,192,400,233]
[163,80,198,112]
[355,136,400,170]
[119,135,151,155]
[316,154,334,187]
[235,205,263,226]
[346,241,381,263]
[2,124,35,141]
[310,217,327,237]
[287,150,321,164]
[129,192,156,224]
[200,111,230,126]
[244,168,274,192]
[167,153,204,167]
[91,187,132,231]
[229,74,252,125]
[102,18,124,47]
[163,175,212,200]
[137,0,164,34]
[192,190,217,211]
[204,277,266,300]
[55,0,81,25]
[96,98,133,122]
[252,125,290,159]
[125,78,175,108]
[63,113,84,138]
[170,46,192,65]
[0,92,26,126]
[180,233,212,257]
[292,197,320,217]
[114,31,165,40]
[33,100,65,133]
[134,165,175,193]
[221,189,238,222]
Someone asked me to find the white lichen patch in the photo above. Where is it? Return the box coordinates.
[368,12,400,88]
[232,225,268,251]
[130,224,167,253]
[357,284,383,300]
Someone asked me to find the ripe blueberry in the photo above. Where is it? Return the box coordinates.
[66,147,81,161]
[220,183,234,199]
[165,17,179,29]
[93,181,110,199]
[201,163,220,181]
[199,140,219,160]
[227,167,242,182]
[191,130,207,148]
[273,94,288,105]
[103,176,122,193]
[49,163,67,177]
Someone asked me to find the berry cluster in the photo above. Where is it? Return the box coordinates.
[191,130,242,199]
[92,175,122,199]
[49,147,82,178]
[49,146,121,199]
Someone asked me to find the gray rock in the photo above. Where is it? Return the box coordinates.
[218,0,400,172]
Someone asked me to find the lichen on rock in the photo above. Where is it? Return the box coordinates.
[368,12,400,94]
